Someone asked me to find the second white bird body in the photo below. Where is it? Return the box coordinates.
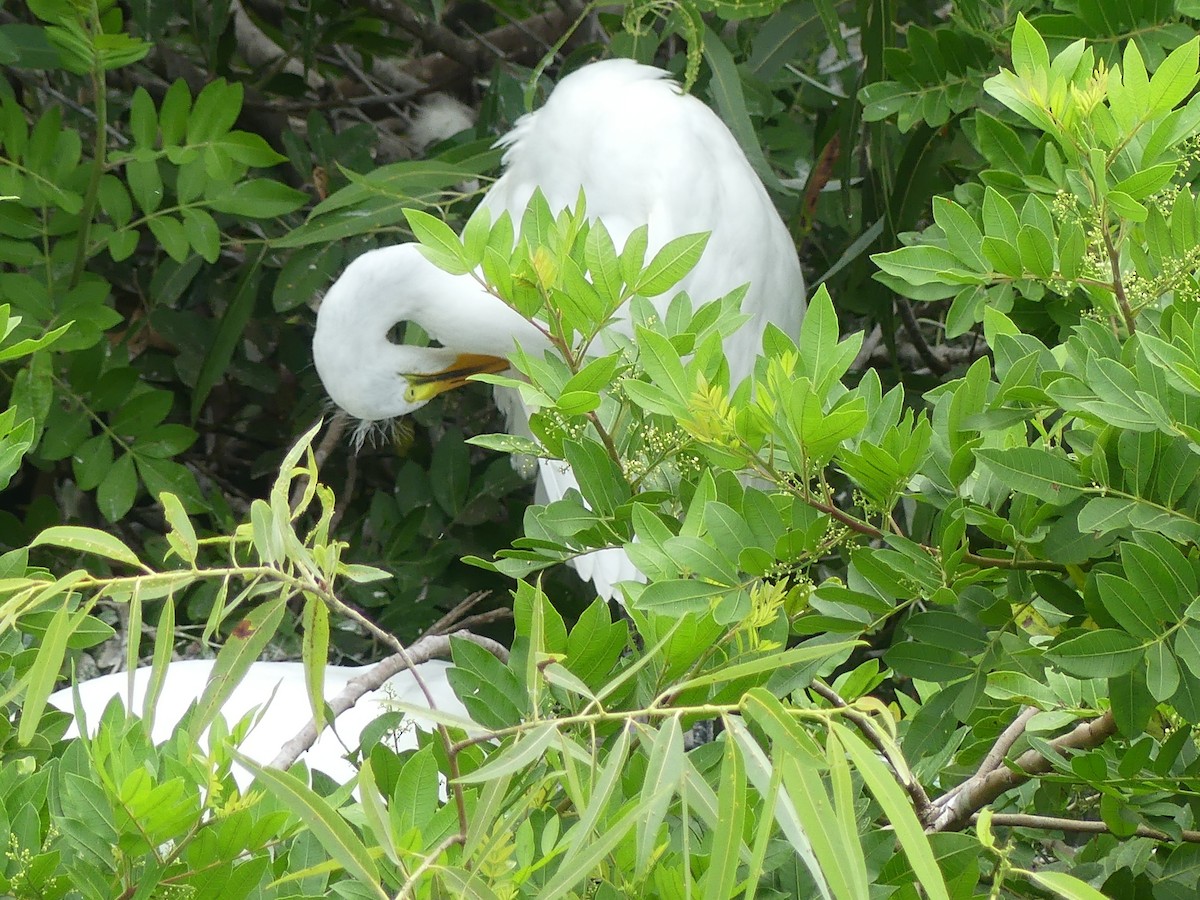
[49,658,465,788]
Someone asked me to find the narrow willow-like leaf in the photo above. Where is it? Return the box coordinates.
[703,735,747,900]
[19,601,74,745]
[455,723,558,784]
[188,596,287,740]
[234,751,386,896]
[143,590,176,734]
[636,717,685,876]
[1023,869,1111,900]
[534,798,643,900]
[30,525,143,568]
[301,593,329,733]
[561,725,632,862]
[726,717,832,900]
[671,640,860,693]
[831,723,949,900]
[464,770,514,860]
[358,757,401,867]
[781,754,867,900]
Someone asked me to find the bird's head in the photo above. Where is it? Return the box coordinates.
[313,244,543,423]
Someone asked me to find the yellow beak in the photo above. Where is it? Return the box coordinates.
[403,353,511,404]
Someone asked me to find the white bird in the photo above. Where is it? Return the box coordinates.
[312,58,806,601]
[49,658,466,789]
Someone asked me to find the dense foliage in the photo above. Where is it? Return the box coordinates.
[6,0,1200,897]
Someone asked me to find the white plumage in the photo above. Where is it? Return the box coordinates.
[313,58,806,601]
[48,658,465,788]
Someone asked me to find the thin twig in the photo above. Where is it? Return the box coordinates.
[1101,225,1136,333]
[938,706,1039,810]
[811,680,935,823]
[894,297,949,375]
[424,591,491,636]
[356,0,484,73]
[396,833,465,899]
[975,706,1039,779]
[980,812,1200,844]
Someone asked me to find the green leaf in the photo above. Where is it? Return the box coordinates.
[932,197,987,271]
[19,602,74,745]
[974,447,1084,505]
[584,221,623,304]
[1024,869,1112,900]
[703,734,747,900]
[31,524,142,568]
[126,158,163,214]
[872,245,968,286]
[404,207,471,275]
[181,208,220,263]
[187,78,242,144]
[1111,163,1177,201]
[189,597,287,738]
[1010,14,1049,79]
[191,248,263,420]
[430,427,470,515]
[635,719,684,877]
[301,595,329,734]
[1017,224,1054,278]
[1145,37,1200,116]
[832,723,950,900]
[1048,629,1145,678]
[635,232,709,297]
[207,179,307,218]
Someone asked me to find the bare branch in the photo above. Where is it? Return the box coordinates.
[981,812,1200,845]
[356,0,485,73]
[975,706,1040,779]
[268,629,505,772]
[937,706,1039,810]
[931,710,1117,833]
[232,0,324,91]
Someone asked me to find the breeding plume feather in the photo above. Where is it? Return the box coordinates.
[313,58,806,601]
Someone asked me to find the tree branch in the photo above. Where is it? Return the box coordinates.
[981,812,1200,844]
[931,709,1117,833]
[268,629,505,772]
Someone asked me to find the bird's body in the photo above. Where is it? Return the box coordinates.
[313,58,806,601]
[49,659,464,788]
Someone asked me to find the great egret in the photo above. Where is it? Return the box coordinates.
[313,58,806,601]
[49,658,465,788]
